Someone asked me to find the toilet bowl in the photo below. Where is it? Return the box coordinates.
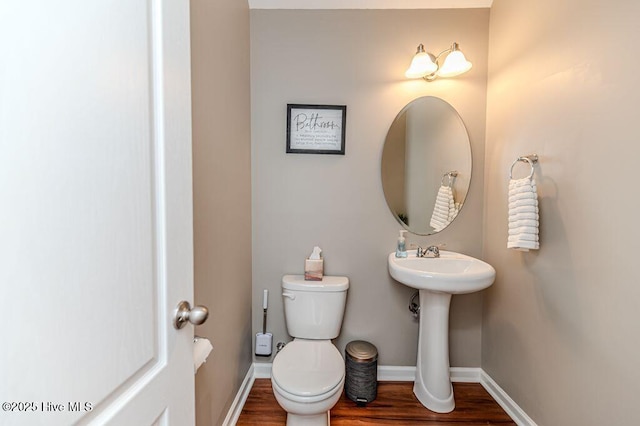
[271,275,349,426]
[271,340,344,425]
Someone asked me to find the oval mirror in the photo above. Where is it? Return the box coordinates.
[381,96,471,235]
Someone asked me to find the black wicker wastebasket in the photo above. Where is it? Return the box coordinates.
[345,340,378,406]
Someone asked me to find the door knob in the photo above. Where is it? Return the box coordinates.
[173,300,209,329]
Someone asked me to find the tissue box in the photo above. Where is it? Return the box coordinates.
[304,259,323,281]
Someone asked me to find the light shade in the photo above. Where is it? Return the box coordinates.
[405,44,438,79]
[437,47,472,78]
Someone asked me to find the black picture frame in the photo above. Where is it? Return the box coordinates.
[286,104,347,155]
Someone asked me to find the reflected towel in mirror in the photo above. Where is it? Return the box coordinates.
[430,185,459,232]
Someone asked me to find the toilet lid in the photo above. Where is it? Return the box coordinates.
[272,340,344,398]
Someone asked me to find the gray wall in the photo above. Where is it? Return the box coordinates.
[191,0,253,424]
[251,9,489,367]
[483,0,640,424]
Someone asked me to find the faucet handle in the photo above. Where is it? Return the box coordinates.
[425,244,447,258]
[425,245,440,258]
[416,244,446,257]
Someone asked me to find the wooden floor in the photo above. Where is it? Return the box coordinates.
[237,379,516,425]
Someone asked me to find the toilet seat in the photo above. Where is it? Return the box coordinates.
[272,340,344,400]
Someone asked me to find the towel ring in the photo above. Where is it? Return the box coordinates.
[441,170,458,187]
[509,155,537,180]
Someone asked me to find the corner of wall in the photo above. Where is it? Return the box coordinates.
[191,0,253,424]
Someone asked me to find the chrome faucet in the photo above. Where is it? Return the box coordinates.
[417,245,440,258]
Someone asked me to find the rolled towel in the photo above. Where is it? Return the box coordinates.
[510,198,537,208]
[509,191,537,202]
[507,176,540,251]
[509,177,537,189]
[509,219,539,229]
[449,202,460,222]
[508,226,538,235]
[508,233,539,242]
[433,206,450,216]
[511,205,539,215]
[432,213,449,222]
[431,184,457,231]
[431,215,447,231]
[509,184,538,198]
[432,222,446,231]
[509,180,538,191]
[452,202,462,219]
[509,187,537,197]
[435,194,450,204]
[509,212,539,221]
[507,240,539,251]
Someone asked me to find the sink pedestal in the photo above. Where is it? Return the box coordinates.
[414,289,454,413]
[387,250,496,413]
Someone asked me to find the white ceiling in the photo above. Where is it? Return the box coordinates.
[248,0,493,9]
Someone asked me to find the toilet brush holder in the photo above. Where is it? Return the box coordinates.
[255,332,272,357]
[255,289,272,356]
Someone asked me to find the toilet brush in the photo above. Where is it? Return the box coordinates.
[255,289,273,356]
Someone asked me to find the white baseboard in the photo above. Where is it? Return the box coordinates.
[253,362,272,379]
[479,370,538,426]
[377,365,415,381]
[224,363,536,426]
[450,367,483,382]
[246,364,484,383]
[376,366,481,382]
[221,364,255,426]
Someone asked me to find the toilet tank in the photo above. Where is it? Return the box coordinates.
[281,275,349,339]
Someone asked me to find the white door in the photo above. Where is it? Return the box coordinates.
[0,1,196,425]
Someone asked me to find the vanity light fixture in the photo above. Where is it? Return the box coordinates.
[405,42,472,81]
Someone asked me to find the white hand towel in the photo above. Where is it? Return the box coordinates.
[509,180,538,190]
[509,219,539,229]
[509,212,539,222]
[432,214,449,223]
[509,181,538,199]
[509,191,537,202]
[449,202,460,222]
[509,177,537,189]
[507,240,539,251]
[507,176,540,251]
[508,234,538,242]
[509,186,538,196]
[433,206,449,215]
[431,184,456,231]
[511,205,539,215]
[510,198,537,208]
[508,226,538,235]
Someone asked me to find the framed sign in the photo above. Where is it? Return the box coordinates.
[286,104,347,155]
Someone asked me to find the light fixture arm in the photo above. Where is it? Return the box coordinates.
[423,43,458,82]
[433,43,459,63]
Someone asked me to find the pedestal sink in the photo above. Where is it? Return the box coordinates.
[388,250,496,413]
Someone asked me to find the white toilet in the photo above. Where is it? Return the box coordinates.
[271,274,349,426]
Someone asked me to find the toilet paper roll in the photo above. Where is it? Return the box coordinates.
[194,336,213,373]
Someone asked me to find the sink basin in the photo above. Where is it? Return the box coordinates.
[388,249,495,413]
[388,250,495,294]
